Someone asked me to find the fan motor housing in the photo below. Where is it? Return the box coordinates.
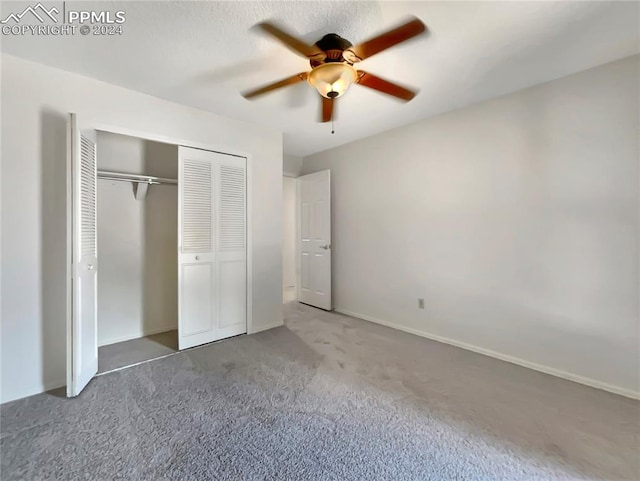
[312,33,353,67]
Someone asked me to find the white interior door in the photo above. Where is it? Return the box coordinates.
[67,113,98,397]
[178,147,247,349]
[297,170,332,310]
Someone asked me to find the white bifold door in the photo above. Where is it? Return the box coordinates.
[67,113,98,397]
[67,127,248,397]
[297,170,332,310]
[178,147,247,349]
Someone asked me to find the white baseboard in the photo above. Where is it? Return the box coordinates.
[334,307,640,400]
[1,377,67,405]
[250,321,284,334]
[99,324,177,347]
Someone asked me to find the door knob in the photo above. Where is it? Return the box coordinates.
[195,256,200,260]
[319,244,331,250]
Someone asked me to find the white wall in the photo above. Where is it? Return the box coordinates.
[283,155,303,177]
[282,176,297,291]
[0,54,283,403]
[97,132,178,346]
[302,56,640,397]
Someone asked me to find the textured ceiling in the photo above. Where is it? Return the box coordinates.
[2,1,638,157]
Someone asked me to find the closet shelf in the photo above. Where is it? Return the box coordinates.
[97,170,177,185]
[97,170,177,201]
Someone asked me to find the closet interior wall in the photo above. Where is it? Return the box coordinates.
[96,131,178,346]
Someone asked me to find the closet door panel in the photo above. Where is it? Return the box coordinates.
[218,164,245,251]
[67,113,99,397]
[216,158,247,336]
[217,254,246,333]
[178,148,217,350]
[181,258,215,336]
[181,159,213,253]
[178,146,247,350]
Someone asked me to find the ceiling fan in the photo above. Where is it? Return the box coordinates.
[242,17,427,124]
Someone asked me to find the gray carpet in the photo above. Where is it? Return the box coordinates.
[98,330,178,374]
[1,302,638,480]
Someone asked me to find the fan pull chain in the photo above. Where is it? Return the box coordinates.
[331,119,335,135]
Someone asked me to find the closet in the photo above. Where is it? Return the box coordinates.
[96,132,180,372]
[67,116,247,396]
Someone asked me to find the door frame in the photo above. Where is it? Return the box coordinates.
[66,121,255,371]
[282,174,298,298]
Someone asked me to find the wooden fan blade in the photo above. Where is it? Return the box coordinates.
[242,72,308,99]
[356,71,416,101]
[345,17,426,62]
[258,22,325,59]
[321,96,334,123]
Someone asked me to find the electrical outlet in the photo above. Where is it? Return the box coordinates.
[418,298,425,309]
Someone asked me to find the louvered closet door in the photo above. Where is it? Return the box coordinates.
[178,147,247,349]
[67,114,98,397]
[215,157,247,339]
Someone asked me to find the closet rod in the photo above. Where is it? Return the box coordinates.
[97,170,177,185]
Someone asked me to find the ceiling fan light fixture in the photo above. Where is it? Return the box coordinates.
[307,63,357,99]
